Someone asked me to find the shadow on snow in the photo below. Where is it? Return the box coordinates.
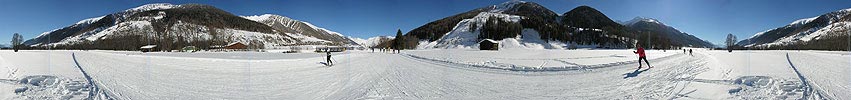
[623,68,649,79]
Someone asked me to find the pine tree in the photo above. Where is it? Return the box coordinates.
[393,29,404,50]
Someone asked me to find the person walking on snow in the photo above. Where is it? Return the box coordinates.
[689,49,693,56]
[326,49,333,66]
[634,44,652,69]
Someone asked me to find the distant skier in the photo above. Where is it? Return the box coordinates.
[633,44,652,69]
[683,49,686,54]
[326,49,333,66]
[689,49,693,56]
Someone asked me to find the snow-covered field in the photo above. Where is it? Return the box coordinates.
[405,49,678,71]
[0,49,848,99]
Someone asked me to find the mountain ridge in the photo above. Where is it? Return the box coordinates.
[393,0,708,49]
[23,3,356,50]
[737,8,851,50]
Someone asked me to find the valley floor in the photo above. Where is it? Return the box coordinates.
[0,49,848,99]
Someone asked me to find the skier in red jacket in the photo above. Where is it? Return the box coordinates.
[634,44,652,69]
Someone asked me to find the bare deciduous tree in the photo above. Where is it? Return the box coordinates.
[726,33,737,52]
[11,33,24,52]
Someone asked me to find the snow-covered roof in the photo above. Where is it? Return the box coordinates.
[140,45,157,49]
[227,42,243,46]
[479,39,498,43]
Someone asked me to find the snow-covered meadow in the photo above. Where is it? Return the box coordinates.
[405,49,678,71]
[0,49,848,99]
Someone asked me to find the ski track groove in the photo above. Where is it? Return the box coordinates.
[72,53,116,99]
[402,52,684,74]
[785,53,831,99]
[398,51,713,99]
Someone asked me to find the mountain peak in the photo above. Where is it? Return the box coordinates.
[564,5,604,15]
[572,5,596,11]
[498,0,528,7]
[489,0,529,12]
[126,3,181,12]
[621,17,663,26]
[561,5,621,29]
[242,14,294,22]
[787,16,817,27]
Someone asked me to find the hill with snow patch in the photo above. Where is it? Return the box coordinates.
[737,8,851,50]
[23,3,355,50]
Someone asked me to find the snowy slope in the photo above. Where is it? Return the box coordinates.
[418,12,526,49]
[487,0,527,13]
[350,36,394,48]
[242,14,356,45]
[23,3,358,49]
[405,49,678,71]
[418,12,575,49]
[414,0,646,49]
[739,8,851,48]
[24,3,185,46]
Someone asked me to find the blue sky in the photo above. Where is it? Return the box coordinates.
[1,0,850,46]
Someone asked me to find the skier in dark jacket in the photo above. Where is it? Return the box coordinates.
[689,49,693,56]
[634,44,652,69]
[326,49,333,65]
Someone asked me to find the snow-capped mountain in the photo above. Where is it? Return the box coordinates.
[397,0,677,49]
[408,1,570,49]
[620,17,715,47]
[242,14,356,45]
[418,12,527,49]
[23,3,287,49]
[619,17,663,26]
[738,8,851,50]
[350,36,394,48]
[23,3,353,50]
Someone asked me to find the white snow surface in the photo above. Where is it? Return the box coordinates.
[0,49,849,99]
[405,49,678,71]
